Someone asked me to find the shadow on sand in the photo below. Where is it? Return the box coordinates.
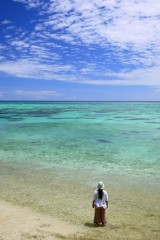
[84,223,105,228]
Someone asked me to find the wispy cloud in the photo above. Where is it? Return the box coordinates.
[0,59,74,80]
[0,58,159,88]
[8,0,160,50]
[1,20,12,25]
[0,0,160,88]
[0,91,3,97]
[13,0,43,9]
[155,88,160,94]
[42,0,160,49]
[0,89,61,100]
[13,90,61,98]
[10,40,30,49]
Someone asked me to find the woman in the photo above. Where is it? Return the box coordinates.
[92,181,108,226]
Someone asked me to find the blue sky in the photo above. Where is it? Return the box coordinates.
[0,0,160,101]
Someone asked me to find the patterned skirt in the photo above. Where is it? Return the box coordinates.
[94,207,106,224]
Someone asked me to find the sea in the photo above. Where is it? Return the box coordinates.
[0,101,160,178]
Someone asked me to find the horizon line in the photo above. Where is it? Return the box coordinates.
[0,100,160,103]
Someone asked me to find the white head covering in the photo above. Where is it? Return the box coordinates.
[97,181,105,190]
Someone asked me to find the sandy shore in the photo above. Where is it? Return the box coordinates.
[0,200,83,240]
[0,161,160,240]
[1,195,160,240]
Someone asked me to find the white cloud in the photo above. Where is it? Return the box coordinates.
[11,40,30,48]
[0,89,61,100]
[0,58,159,87]
[1,0,160,89]
[13,0,43,9]
[0,59,75,80]
[42,0,160,50]
[1,20,12,25]
[13,0,160,49]
[0,44,6,50]
[155,88,160,94]
[13,90,61,98]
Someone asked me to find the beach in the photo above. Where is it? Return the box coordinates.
[0,101,160,239]
[0,160,160,240]
[0,200,83,240]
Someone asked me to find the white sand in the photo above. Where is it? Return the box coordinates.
[0,200,83,240]
[0,163,159,240]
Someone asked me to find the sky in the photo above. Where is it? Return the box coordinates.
[0,0,160,101]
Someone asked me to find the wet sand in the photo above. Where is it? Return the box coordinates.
[0,161,160,240]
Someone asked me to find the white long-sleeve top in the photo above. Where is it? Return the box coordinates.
[93,190,108,209]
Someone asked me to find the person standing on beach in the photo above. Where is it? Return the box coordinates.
[92,181,108,226]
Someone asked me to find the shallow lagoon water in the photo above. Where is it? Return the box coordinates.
[0,101,160,178]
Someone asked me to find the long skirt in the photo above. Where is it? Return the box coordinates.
[94,207,106,224]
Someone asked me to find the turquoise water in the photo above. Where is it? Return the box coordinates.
[0,101,160,178]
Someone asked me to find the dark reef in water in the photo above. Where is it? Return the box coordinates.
[97,139,111,143]
[128,118,150,120]
[146,121,160,124]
